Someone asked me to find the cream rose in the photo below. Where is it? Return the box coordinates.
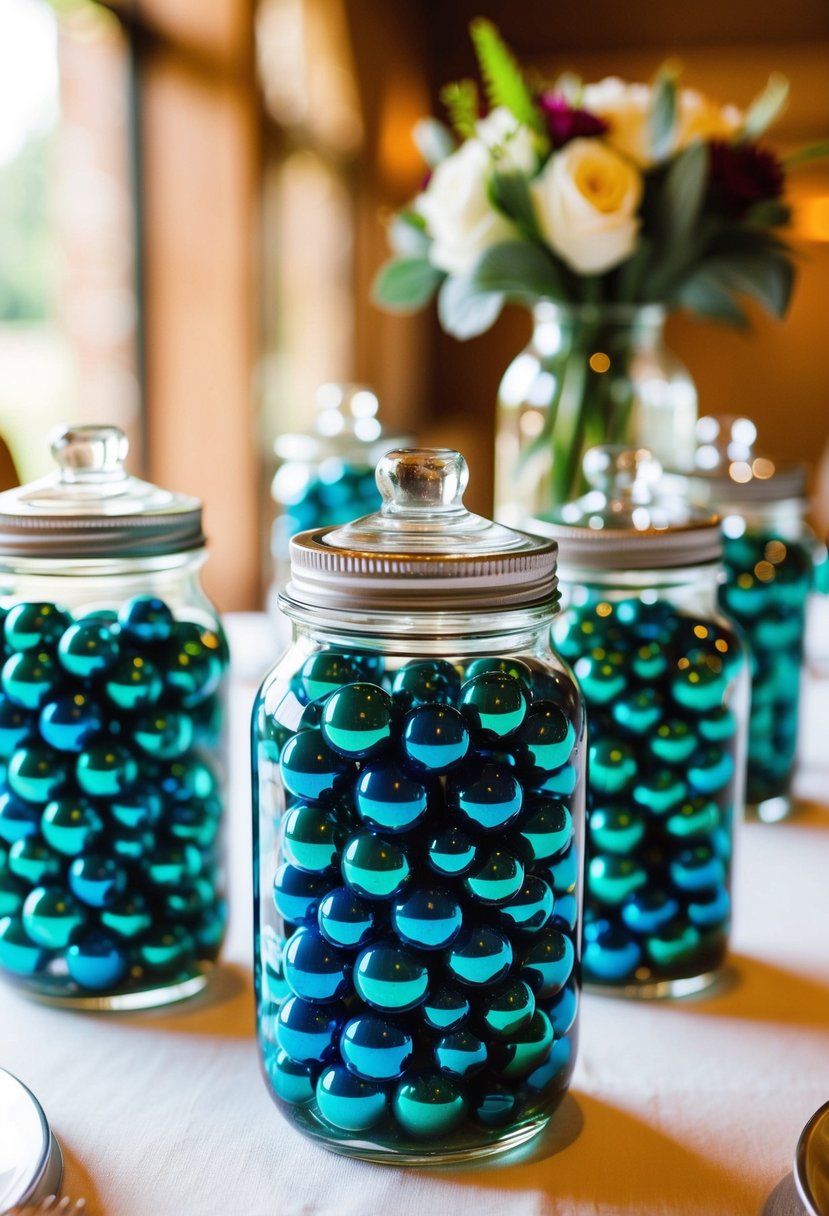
[676,88,742,150]
[530,138,643,274]
[416,138,515,275]
[581,77,654,167]
[475,106,537,175]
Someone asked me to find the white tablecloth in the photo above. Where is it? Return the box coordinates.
[3,614,829,1216]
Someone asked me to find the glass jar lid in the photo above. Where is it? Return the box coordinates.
[283,448,558,611]
[0,424,204,559]
[273,383,409,465]
[676,414,808,507]
[530,446,721,570]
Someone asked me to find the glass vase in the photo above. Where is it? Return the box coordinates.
[494,303,698,528]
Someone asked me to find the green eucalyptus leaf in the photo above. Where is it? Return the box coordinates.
[389,211,430,257]
[437,272,505,339]
[413,118,456,168]
[675,271,749,326]
[741,73,789,141]
[372,257,443,312]
[650,66,678,161]
[468,240,567,301]
[489,173,543,239]
[680,251,794,319]
[644,143,709,295]
[783,141,829,170]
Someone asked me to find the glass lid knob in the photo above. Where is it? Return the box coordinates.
[50,425,129,483]
[376,449,469,519]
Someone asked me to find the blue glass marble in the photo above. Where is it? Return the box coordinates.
[283,927,350,1002]
[76,742,138,798]
[464,848,525,905]
[547,842,579,894]
[66,930,128,990]
[316,1064,387,1132]
[0,793,40,844]
[283,803,344,873]
[524,1031,572,1096]
[612,687,664,735]
[41,796,103,856]
[478,979,535,1038]
[621,890,680,935]
[499,876,554,934]
[391,886,462,949]
[117,595,175,643]
[521,930,575,998]
[551,891,578,932]
[391,659,460,708]
[22,886,87,949]
[447,764,522,832]
[39,693,104,753]
[583,920,641,981]
[402,704,469,774]
[68,854,127,908]
[463,657,533,688]
[268,1050,316,1107]
[354,941,428,1011]
[7,745,68,804]
[534,762,578,798]
[2,650,61,711]
[321,683,394,760]
[341,1015,413,1081]
[421,986,470,1032]
[392,1072,466,1138]
[0,915,48,975]
[459,672,529,740]
[495,1010,554,1080]
[317,886,375,949]
[517,798,572,862]
[472,1086,521,1127]
[669,846,726,892]
[446,926,513,987]
[4,602,71,652]
[688,747,734,794]
[547,979,579,1036]
[158,755,219,803]
[426,826,476,877]
[273,864,331,925]
[516,702,575,771]
[354,762,428,834]
[57,621,119,679]
[164,623,226,707]
[279,730,348,802]
[104,655,163,712]
[435,1030,487,1078]
[687,886,730,928]
[341,832,410,901]
[0,696,34,759]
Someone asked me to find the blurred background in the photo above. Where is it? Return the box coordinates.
[0,0,827,610]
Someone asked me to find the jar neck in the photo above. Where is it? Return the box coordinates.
[532,301,667,350]
[558,561,725,617]
[720,497,809,539]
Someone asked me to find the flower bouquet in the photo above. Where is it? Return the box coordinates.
[373,19,825,512]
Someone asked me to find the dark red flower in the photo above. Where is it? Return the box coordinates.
[708,140,785,214]
[538,92,608,149]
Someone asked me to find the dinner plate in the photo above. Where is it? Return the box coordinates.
[795,1099,829,1216]
[0,1069,63,1212]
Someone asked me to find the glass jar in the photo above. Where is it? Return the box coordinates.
[0,426,228,1009]
[533,448,748,998]
[494,303,697,528]
[269,384,409,617]
[674,416,818,822]
[253,449,585,1164]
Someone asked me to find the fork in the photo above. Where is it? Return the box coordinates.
[6,1197,87,1215]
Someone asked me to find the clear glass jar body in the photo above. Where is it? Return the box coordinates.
[253,605,585,1164]
[718,500,817,821]
[0,551,229,1009]
[494,304,697,528]
[553,565,748,997]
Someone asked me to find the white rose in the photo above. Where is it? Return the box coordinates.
[475,106,537,175]
[676,88,742,150]
[530,138,643,275]
[582,77,654,167]
[416,138,515,275]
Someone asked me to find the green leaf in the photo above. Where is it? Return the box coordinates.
[437,272,505,339]
[372,257,443,312]
[675,271,749,326]
[783,141,829,170]
[649,64,678,161]
[741,73,789,141]
[469,18,544,134]
[677,250,795,319]
[644,142,709,295]
[440,80,479,140]
[489,173,543,240]
[413,118,456,168]
[744,199,791,229]
[389,211,429,257]
[614,238,653,303]
[468,240,568,301]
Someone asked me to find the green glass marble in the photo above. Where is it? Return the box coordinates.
[2,650,61,711]
[588,806,645,855]
[8,838,61,885]
[392,1072,466,1138]
[354,941,428,1011]
[317,1064,387,1132]
[4,602,71,652]
[22,886,87,949]
[517,798,572,861]
[446,926,513,987]
[41,796,103,856]
[57,621,119,679]
[76,742,138,798]
[588,855,647,906]
[458,672,529,740]
[101,893,153,939]
[105,655,164,711]
[341,832,409,901]
[588,739,637,795]
[463,657,533,688]
[138,923,196,973]
[521,930,575,998]
[650,719,697,763]
[478,979,535,1038]
[321,683,394,760]
[0,914,48,975]
[495,1010,554,1080]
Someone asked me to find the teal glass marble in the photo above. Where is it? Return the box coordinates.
[496,1010,554,1080]
[321,683,394,760]
[298,652,366,702]
[0,914,48,976]
[464,848,525,905]
[392,1073,466,1138]
[354,942,428,1011]
[68,854,127,908]
[283,803,343,873]
[316,1064,387,1132]
[279,730,347,802]
[458,672,529,741]
[556,593,745,993]
[283,928,350,1003]
[391,887,462,949]
[355,762,428,834]
[317,886,375,949]
[75,742,138,798]
[421,986,469,1032]
[516,703,575,772]
[447,764,522,832]
[0,696,34,759]
[8,839,62,885]
[391,659,460,709]
[164,622,226,708]
[447,926,513,987]
[341,833,410,901]
[341,1015,413,1081]
[22,887,87,949]
[57,622,119,679]
[402,704,470,774]
[521,931,575,998]
[117,595,174,643]
[427,826,477,877]
[8,745,68,804]
[499,876,554,934]
[0,793,40,843]
[273,864,329,925]
[267,1051,316,1107]
[39,694,104,753]
[517,799,572,862]
[435,1030,487,1078]
[478,979,535,1038]
[4,602,71,652]
[104,657,163,712]
[41,797,103,856]
[2,651,61,711]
